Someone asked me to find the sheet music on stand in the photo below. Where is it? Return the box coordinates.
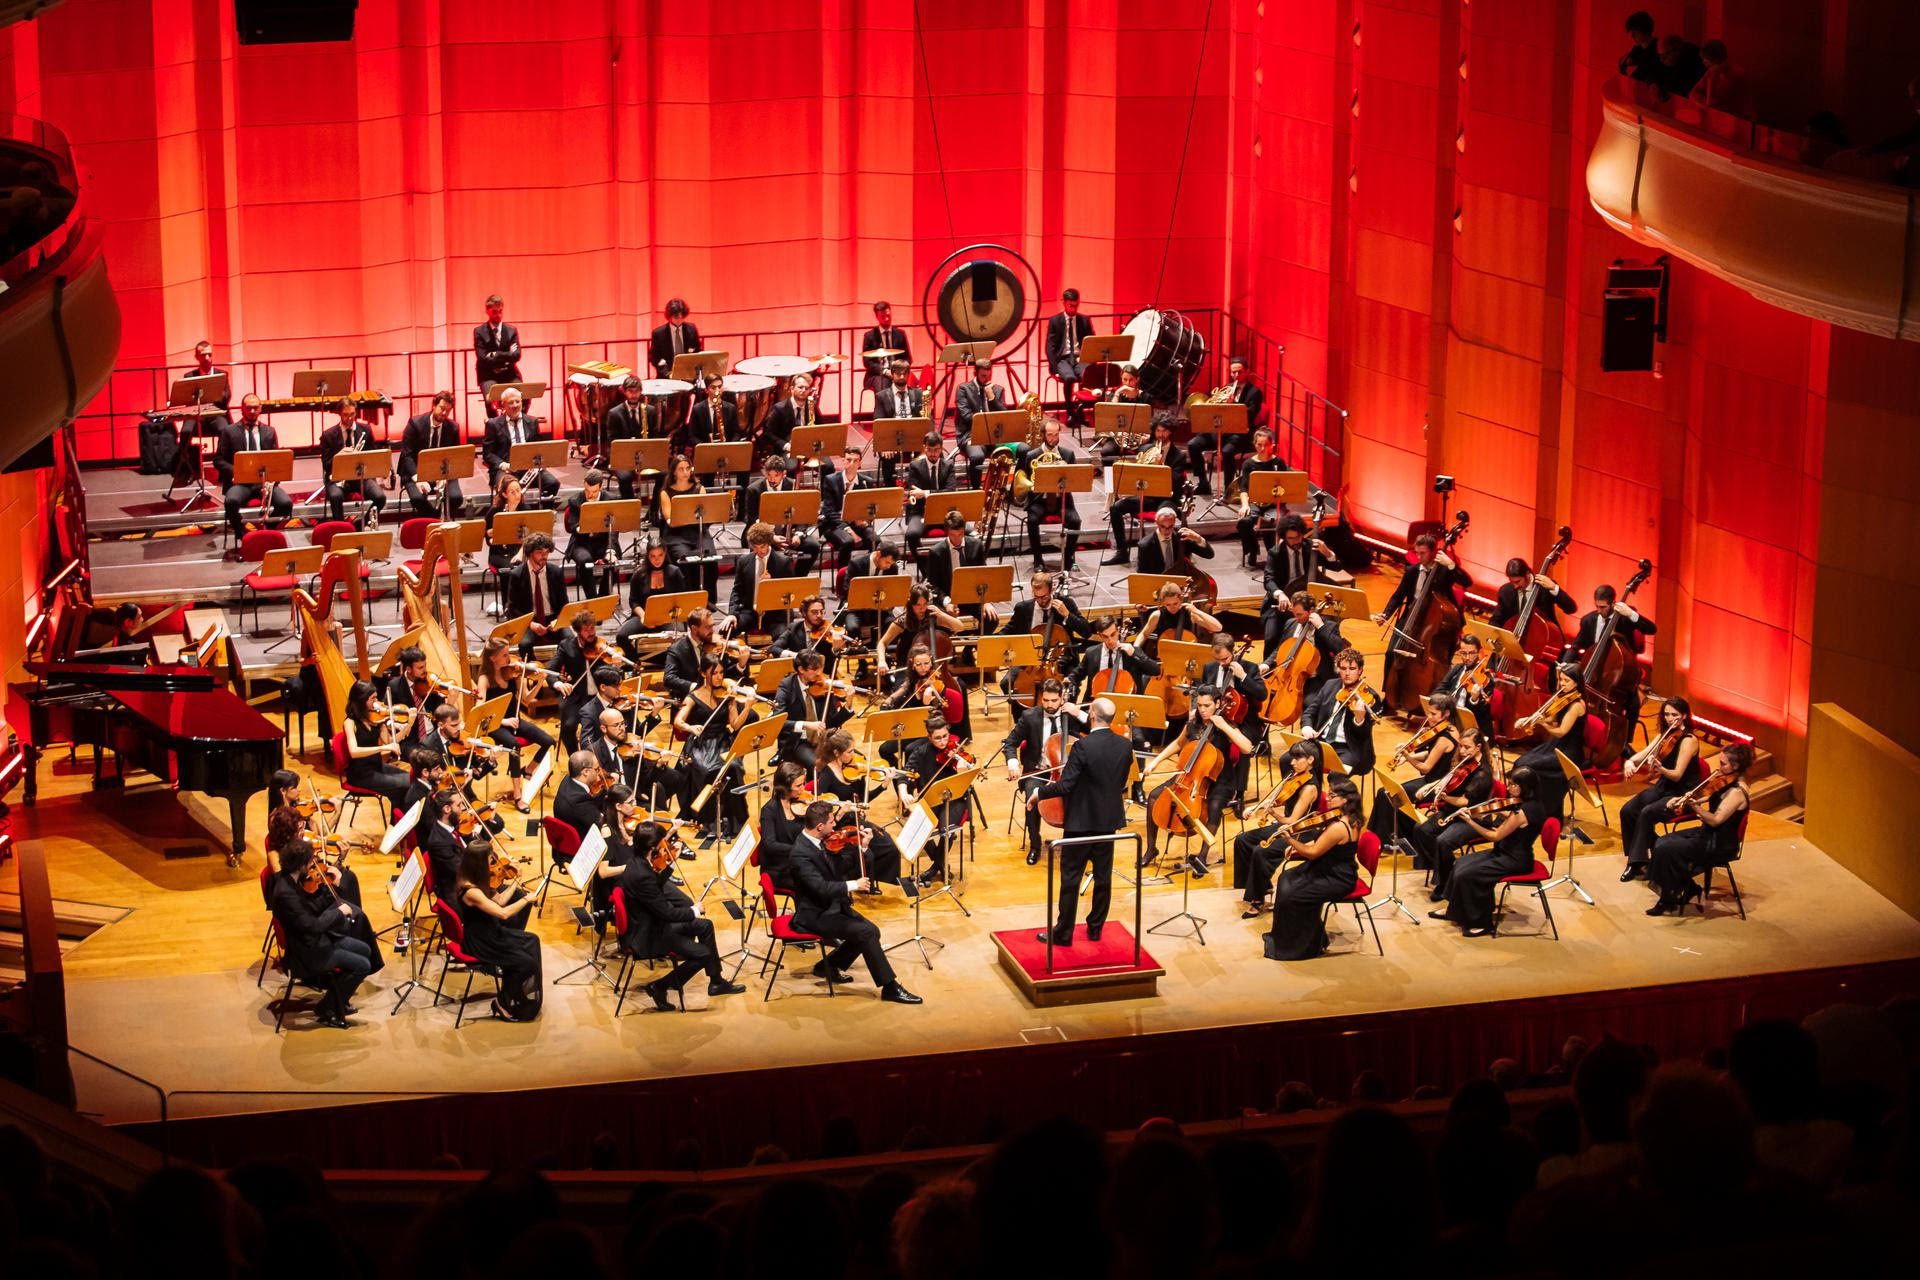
[722,824,757,880]
[520,750,554,812]
[381,798,426,856]
[568,826,608,890]
[388,851,425,914]
[897,804,937,866]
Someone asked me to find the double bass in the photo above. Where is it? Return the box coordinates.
[1583,558,1653,769]
[1496,525,1573,740]
[1380,511,1469,715]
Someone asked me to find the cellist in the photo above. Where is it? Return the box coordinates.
[995,570,1094,702]
[999,678,1089,865]
[1261,590,1345,703]
[1078,616,1161,706]
[1141,687,1253,879]
[1201,634,1266,803]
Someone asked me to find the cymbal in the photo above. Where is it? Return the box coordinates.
[720,373,777,393]
[640,378,692,396]
[864,348,905,360]
[810,353,849,366]
[735,355,818,378]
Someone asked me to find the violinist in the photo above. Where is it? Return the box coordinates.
[1233,428,1286,568]
[618,822,747,1011]
[1431,766,1546,937]
[1430,632,1495,743]
[1235,742,1323,916]
[486,474,532,574]
[383,646,444,750]
[770,595,851,674]
[1490,555,1576,636]
[745,454,822,575]
[652,455,720,601]
[270,838,377,1029]
[1102,419,1191,566]
[1619,697,1704,882]
[1398,727,1492,895]
[424,704,501,785]
[476,638,554,790]
[1015,417,1082,573]
[585,783,638,916]
[1135,506,1213,578]
[821,445,879,558]
[400,748,448,826]
[264,776,364,905]
[1645,743,1752,915]
[1142,687,1254,877]
[1201,635,1266,795]
[815,728,907,891]
[660,608,732,701]
[999,677,1089,864]
[1263,776,1362,960]
[574,667,629,755]
[1079,615,1161,718]
[917,513,998,628]
[1366,693,1459,845]
[1136,580,1222,657]
[774,651,855,771]
[419,788,474,903]
[594,707,685,809]
[676,657,758,839]
[555,613,612,753]
[892,638,967,722]
[343,680,414,811]
[878,585,973,677]
[1261,591,1344,703]
[562,468,617,596]
[840,540,905,641]
[552,752,607,847]
[1300,649,1379,774]
[1266,513,1338,597]
[1512,661,1588,820]
[788,800,922,1004]
[453,839,543,1022]
[902,431,959,551]
[757,761,812,886]
[897,715,972,885]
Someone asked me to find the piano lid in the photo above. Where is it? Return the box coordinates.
[106,687,283,744]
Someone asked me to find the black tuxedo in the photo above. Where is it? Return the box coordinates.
[617,859,723,990]
[873,384,923,421]
[916,535,986,606]
[728,548,799,632]
[420,822,469,901]
[482,414,560,501]
[1001,702,1088,852]
[860,325,912,387]
[685,398,738,447]
[602,398,656,499]
[474,321,521,390]
[1574,606,1656,657]
[952,381,1007,482]
[1381,558,1469,624]
[902,453,959,548]
[1263,612,1345,701]
[399,412,466,515]
[219,419,292,535]
[772,673,852,768]
[1305,679,1376,774]
[1490,579,1576,634]
[648,320,702,376]
[1433,660,1495,740]
[997,597,1095,687]
[504,560,569,629]
[787,832,897,986]
[1046,310,1089,379]
[1265,538,1338,600]
[552,777,601,848]
[1033,727,1133,938]
[762,396,828,455]
[659,634,705,700]
[1015,440,1081,566]
[1076,641,1159,704]
[1106,443,1194,548]
[268,872,374,1013]
[317,421,388,523]
[1136,528,1212,578]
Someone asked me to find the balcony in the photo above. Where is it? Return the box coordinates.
[1586,78,1920,342]
[0,113,120,472]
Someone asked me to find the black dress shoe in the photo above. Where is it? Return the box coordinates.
[1462,926,1492,938]
[1620,865,1645,882]
[642,979,677,1011]
[1428,909,1450,920]
[1026,848,1041,866]
[880,983,923,1005]
[1645,899,1674,917]
[316,1010,350,1029]
[1035,931,1073,948]
[811,959,849,981]
[1101,552,1130,566]
[708,979,746,997]
[1086,925,1103,942]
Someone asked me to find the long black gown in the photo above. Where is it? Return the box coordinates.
[683,694,753,834]
[458,885,544,1020]
[1263,819,1358,960]
[1443,799,1546,930]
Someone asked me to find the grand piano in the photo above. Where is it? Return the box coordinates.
[12,656,284,863]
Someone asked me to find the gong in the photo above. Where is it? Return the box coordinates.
[934,259,1027,346]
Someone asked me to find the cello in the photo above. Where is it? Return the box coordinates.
[1036,734,1067,828]
[1496,525,1573,740]
[1011,596,1074,706]
[1261,593,1338,726]
[1148,724,1225,840]
[1380,511,1470,715]
[1582,558,1653,769]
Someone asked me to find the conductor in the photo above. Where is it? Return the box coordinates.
[1029,696,1134,947]
[789,800,924,1005]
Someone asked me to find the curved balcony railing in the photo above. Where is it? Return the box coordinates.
[1586,78,1919,341]
[0,112,122,473]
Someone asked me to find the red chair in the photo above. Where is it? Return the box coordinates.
[537,817,583,914]
[757,870,835,1001]
[1577,713,1612,826]
[430,899,502,1028]
[238,528,293,634]
[266,915,348,1032]
[1492,816,1560,940]
[1321,830,1384,955]
[609,887,687,1014]
[331,730,392,831]
[257,864,282,987]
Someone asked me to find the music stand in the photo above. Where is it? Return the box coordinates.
[1103,691,1169,756]
[1092,401,1152,441]
[908,764,981,919]
[666,490,734,585]
[1314,583,1371,622]
[972,633,1038,716]
[925,489,985,527]
[634,590,705,632]
[1248,469,1311,510]
[506,439,561,484]
[670,351,730,384]
[1078,334,1135,365]
[578,497,645,590]
[789,423,847,472]
[1126,572,1189,607]
[843,574,911,662]
[290,368,353,402]
[167,373,230,512]
[1031,461,1095,582]
[488,508,552,550]
[696,712,786,904]
[757,490,820,559]
[974,410,1029,451]
[608,438,671,476]
[489,612,532,647]
[254,544,325,642]
[869,418,926,458]
[1365,770,1424,927]
[950,563,1013,619]
[415,444,474,522]
[1187,402,1249,508]
[469,693,512,738]
[323,447,393,518]
[753,575,816,631]
[232,449,294,536]
[937,340,995,365]
[490,380,546,407]
[555,593,618,632]
[840,487,906,537]
[1547,748,1600,905]
[1464,619,1526,771]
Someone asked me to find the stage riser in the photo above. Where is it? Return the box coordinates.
[118,958,1919,1172]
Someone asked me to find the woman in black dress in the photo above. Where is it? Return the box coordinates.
[485,474,530,573]
[616,536,690,658]
[1366,693,1459,845]
[673,656,757,838]
[1237,742,1322,915]
[269,838,377,1028]
[813,728,905,890]
[453,841,542,1021]
[1513,662,1587,820]
[877,586,970,677]
[342,680,412,811]
[651,454,718,601]
[474,638,553,801]
[756,761,811,887]
[1264,777,1362,960]
[1618,696,1704,881]
[1434,766,1546,937]
[1646,744,1752,915]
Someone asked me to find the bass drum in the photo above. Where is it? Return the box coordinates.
[1120,309,1207,403]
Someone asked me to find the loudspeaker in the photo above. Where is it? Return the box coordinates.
[1601,290,1658,372]
[236,0,357,45]
[968,260,998,301]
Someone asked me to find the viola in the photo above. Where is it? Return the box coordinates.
[456,798,501,836]
[1381,510,1470,714]
[1677,769,1737,808]
[486,848,522,890]
[1259,805,1337,851]
[291,793,338,819]
[1428,755,1480,812]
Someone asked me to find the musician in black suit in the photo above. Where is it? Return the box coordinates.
[1102,418,1191,563]
[552,752,605,843]
[998,572,1096,688]
[316,398,388,524]
[728,521,799,634]
[819,445,877,557]
[1489,556,1576,633]
[482,387,560,503]
[761,372,825,456]
[562,469,616,596]
[594,709,684,806]
[788,800,922,1003]
[1077,615,1161,704]
[504,533,568,654]
[418,791,470,902]
[602,376,654,499]
[554,614,619,754]
[916,514,997,625]
[648,298,701,377]
[902,432,960,552]
[859,301,912,392]
[839,542,903,641]
[474,295,521,395]
[1266,513,1339,597]
[219,396,293,541]
[772,652,854,770]
[1572,584,1656,661]
[685,373,739,447]
[872,361,926,485]
[1188,356,1266,491]
[1431,633,1495,743]
[1000,677,1089,864]
[1263,591,1346,705]
[660,609,733,700]
[745,455,822,575]
[619,827,744,1009]
[1134,506,1212,577]
[1045,288,1089,428]
[1301,648,1377,774]
[1015,418,1082,571]
[398,391,465,516]
[270,839,377,1028]
[952,357,1007,485]
[573,667,627,756]
[1029,697,1133,945]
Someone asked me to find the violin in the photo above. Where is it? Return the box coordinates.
[1624,721,1682,778]
[1391,720,1449,768]
[1439,795,1521,828]
[1259,805,1338,850]
[707,636,754,664]
[723,679,774,705]
[367,699,416,730]
[1676,769,1737,808]
[1459,643,1496,701]
[614,736,677,764]
[807,622,850,649]
[1218,640,1255,724]
[486,847,522,890]
[291,793,339,819]
[1427,754,1480,810]
[581,636,634,668]
[1516,686,1580,735]
[1244,770,1309,829]
[804,672,858,699]
[456,798,502,836]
